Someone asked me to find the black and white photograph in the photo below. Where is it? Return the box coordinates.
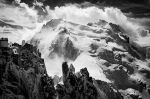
[0,0,150,99]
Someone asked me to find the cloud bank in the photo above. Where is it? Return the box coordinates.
[45,4,144,39]
[0,1,149,78]
[0,1,145,43]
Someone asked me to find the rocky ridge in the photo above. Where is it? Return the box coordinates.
[0,39,127,99]
[30,18,150,98]
[1,17,150,99]
[0,41,56,99]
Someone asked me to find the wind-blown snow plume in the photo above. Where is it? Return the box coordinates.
[1,1,150,99]
[0,1,147,44]
[45,4,142,38]
[1,1,150,80]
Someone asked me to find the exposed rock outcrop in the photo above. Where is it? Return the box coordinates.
[1,35,150,99]
[0,40,125,99]
[56,62,124,99]
[49,28,80,61]
[0,41,56,99]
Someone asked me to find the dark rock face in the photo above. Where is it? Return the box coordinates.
[0,40,125,99]
[109,23,122,33]
[87,20,150,98]
[0,41,56,99]
[0,40,124,99]
[96,80,123,99]
[56,62,124,99]
[1,36,150,99]
[49,29,80,61]
[106,23,147,60]
[57,63,98,99]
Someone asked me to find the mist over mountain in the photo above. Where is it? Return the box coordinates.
[1,0,150,99]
